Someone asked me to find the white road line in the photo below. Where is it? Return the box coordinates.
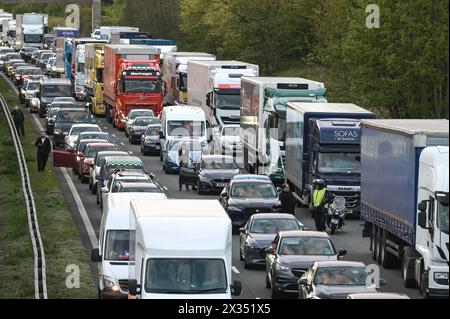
[61,168,98,247]
[30,113,98,247]
[232,266,240,274]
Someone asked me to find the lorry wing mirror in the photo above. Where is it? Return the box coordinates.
[91,248,101,262]
[206,93,212,107]
[128,279,140,296]
[418,200,429,229]
[231,280,242,296]
[159,131,164,139]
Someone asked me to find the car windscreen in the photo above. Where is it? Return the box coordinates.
[279,237,335,256]
[314,267,370,286]
[250,219,300,234]
[123,78,162,93]
[56,111,89,123]
[105,230,129,261]
[80,133,109,141]
[134,117,159,126]
[145,126,161,136]
[42,84,72,97]
[95,153,126,167]
[106,162,144,175]
[85,145,118,158]
[145,259,227,294]
[27,82,40,91]
[230,183,277,198]
[118,186,161,193]
[201,158,238,170]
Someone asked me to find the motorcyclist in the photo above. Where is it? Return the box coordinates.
[311,179,332,232]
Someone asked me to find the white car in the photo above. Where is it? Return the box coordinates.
[218,124,242,154]
[89,151,128,195]
[65,124,101,151]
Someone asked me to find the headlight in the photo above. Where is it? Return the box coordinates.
[54,129,62,135]
[434,272,448,280]
[276,263,290,272]
[199,176,211,182]
[102,275,120,291]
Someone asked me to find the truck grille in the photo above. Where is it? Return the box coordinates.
[221,117,240,124]
[331,192,360,209]
[212,179,231,184]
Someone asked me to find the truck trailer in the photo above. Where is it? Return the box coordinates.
[15,13,45,50]
[360,119,449,298]
[188,60,259,127]
[85,43,106,116]
[240,77,327,186]
[127,199,242,299]
[103,44,165,129]
[162,52,216,105]
[284,102,375,213]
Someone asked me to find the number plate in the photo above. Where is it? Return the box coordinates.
[216,183,227,188]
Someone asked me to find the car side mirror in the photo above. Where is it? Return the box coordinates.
[206,93,211,107]
[277,187,282,193]
[101,187,109,193]
[221,192,228,198]
[159,131,164,139]
[91,248,101,262]
[298,278,308,286]
[128,279,140,296]
[338,249,347,258]
[231,280,242,296]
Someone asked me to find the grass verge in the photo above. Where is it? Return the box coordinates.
[0,79,96,299]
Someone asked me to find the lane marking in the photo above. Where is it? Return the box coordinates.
[232,266,240,274]
[61,168,98,247]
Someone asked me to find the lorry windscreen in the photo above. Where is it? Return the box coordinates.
[214,92,240,110]
[105,230,129,261]
[317,153,361,174]
[42,84,72,97]
[437,196,449,235]
[123,78,161,93]
[24,34,43,43]
[145,259,227,294]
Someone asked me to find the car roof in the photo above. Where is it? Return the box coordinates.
[115,171,149,178]
[347,293,410,299]
[315,261,367,268]
[252,213,299,220]
[104,156,143,164]
[80,139,108,145]
[80,131,108,136]
[233,175,271,181]
[97,151,128,156]
[279,230,330,238]
[134,116,159,120]
[201,155,234,161]
[118,183,158,188]
[232,178,274,185]
[85,143,116,148]
[71,124,100,128]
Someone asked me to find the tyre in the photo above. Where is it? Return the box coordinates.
[330,226,336,235]
[197,181,203,195]
[402,248,418,288]
[380,230,399,269]
[89,181,92,190]
[271,285,280,299]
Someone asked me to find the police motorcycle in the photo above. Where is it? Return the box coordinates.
[326,196,347,234]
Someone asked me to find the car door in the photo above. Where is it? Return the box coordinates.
[186,161,200,185]
[52,150,77,168]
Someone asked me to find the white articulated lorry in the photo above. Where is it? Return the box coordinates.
[127,199,242,299]
[163,52,216,105]
[15,13,45,50]
[361,120,449,298]
[188,60,259,127]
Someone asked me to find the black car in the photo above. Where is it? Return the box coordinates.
[239,213,304,269]
[298,261,384,299]
[219,176,282,232]
[180,155,240,195]
[53,108,94,148]
[128,116,160,144]
[37,78,73,118]
[140,124,161,156]
[265,231,346,298]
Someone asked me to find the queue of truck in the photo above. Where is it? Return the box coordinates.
[1,9,448,299]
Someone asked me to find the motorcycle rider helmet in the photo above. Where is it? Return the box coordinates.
[313,179,326,189]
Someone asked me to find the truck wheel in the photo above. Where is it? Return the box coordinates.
[402,248,418,288]
[372,226,379,262]
[419,268,431,299]
[380,230,399,269]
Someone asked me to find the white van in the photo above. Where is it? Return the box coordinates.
[159,105,208,158]
[92,193,167,299]
[128,200,242,299]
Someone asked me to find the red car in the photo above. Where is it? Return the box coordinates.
[78,143,119,183]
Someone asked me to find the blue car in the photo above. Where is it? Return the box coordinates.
[162,138,203,174]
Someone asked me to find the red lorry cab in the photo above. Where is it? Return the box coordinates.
[103,44,166,130]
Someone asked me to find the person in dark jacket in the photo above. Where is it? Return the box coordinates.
[35,131,52,172]
[279,183,297,215]
[11,106,25,137]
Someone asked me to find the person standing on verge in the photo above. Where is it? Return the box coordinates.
[279,183,297,215]
[311,179,332,232]
[11,106,25,137]
[35,131,52,172]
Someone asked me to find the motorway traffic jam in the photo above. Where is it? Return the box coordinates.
[0,10,448,300]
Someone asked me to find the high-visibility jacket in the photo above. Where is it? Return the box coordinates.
[313,188,329,210]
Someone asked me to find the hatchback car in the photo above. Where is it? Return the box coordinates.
[219,176,282,232]
[140,124,162,156]
[179,155,240,194]
[66,124,102,150]
[78,143,119,183]
[298,261,385,299]
[128,116,160,144]
[265,231,347,298]
[239,214,304,269]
